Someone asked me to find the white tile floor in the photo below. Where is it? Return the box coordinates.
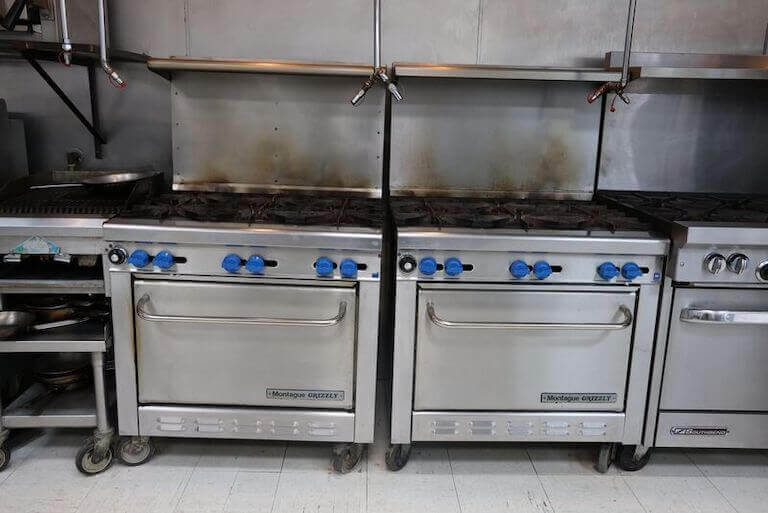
[1,389,767,513]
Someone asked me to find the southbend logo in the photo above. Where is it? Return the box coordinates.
[670,426,729,436]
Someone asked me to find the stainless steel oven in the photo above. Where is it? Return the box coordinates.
[104,214,382,473]
[386,207,668,472]
[654,287,768,448]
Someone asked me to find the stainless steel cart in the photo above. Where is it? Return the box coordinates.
[0,318,114,474]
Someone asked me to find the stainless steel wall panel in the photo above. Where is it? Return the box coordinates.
[186,0,371,62]
[390,79,600,198]
[598,93,768,193]
[479,0,626,66]
[634,0,768,55]
[382,0,480,64]
[109,0,187,57]
[171,72,384,195]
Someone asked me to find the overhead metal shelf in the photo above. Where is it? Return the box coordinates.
[393,62,622,82]
[605,51,768,89]
[147,57,374,78]
[0,40,146,65]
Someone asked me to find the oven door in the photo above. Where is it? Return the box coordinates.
[133,279,357,410]
[413,285,636,411]
[661,287,768,412]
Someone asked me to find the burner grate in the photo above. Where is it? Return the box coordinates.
[391,198,651,232]
[0,189,128,216]
[119,193,384,228]
[599,191,768,224]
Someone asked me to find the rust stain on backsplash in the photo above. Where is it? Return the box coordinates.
[178,133,373,190]
[395,133,585,196]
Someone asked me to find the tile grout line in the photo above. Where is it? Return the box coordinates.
[446,448,464,513]
[620,475,650,513]
[525,447,557,513]
[171,447,203,513]
[268,444,288,513]
[221,469,239,512]
[682,451,740,513]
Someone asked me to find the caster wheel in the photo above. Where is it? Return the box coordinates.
[385,444,411,471]
[117,437,155,466]
[616,445,651,472]
[595,443,615,474]
[76,438,114,475]
[332,443,364,474]
[0,443,9,472]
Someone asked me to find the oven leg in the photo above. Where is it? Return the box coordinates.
[595,443,616,474]
[75,352,115,475]
[0,394,10,472]
[332,442,365,474]
[385,443,411,471]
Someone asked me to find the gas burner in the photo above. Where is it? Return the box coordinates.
[119,193,383,228]
[391,198,652,232]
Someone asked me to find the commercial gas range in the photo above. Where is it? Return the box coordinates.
[103,193,383,472]
[386,198,669,472]
[600,191,768,467]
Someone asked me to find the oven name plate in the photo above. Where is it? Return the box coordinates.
[266,388,345,401]
[541,393,617,404]
[670,426,729,436]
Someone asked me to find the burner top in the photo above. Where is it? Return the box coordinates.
[0,188,128,217]
[118,193,384,228]
[598,191,768,225]
[391,198,651,232]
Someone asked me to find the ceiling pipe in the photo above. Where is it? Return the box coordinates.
[351,0,403,106]
[587,0,636,108]
[97,0,125,88]
[57,0,72,65]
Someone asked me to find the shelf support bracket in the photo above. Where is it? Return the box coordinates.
[24,53,107,149]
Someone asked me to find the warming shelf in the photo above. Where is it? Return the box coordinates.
[393,62,622,82]
[148,57,373,77]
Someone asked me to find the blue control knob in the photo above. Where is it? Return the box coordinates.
[444,257,463,277]
[533,261,553,280]
[340,259,359,278]
[153,250,175,270]
[315,257,335,277]
[621,262,643,281]
[221,253,243,273]
[509,260,530,279]
[128,249,150,268]
[419,257,438,276]
[245,255,265,274]
[597,262,620,281]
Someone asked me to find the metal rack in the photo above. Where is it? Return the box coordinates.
[0,313,114,474]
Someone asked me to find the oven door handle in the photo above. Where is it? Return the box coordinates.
[680,308,768,325]
[426,302,633,330]
[136,294,347,327]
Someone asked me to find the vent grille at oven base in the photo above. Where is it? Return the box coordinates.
[412,412,623,442]
[138,406,354,442]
